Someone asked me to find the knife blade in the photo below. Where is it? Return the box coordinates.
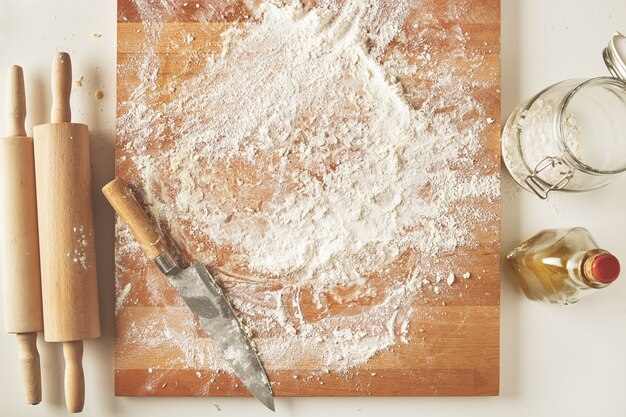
[102,178,274,411]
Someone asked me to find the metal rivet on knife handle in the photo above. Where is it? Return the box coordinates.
[102,178,167,259]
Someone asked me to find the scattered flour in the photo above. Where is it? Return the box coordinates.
[446,273,455,286]
[69,225,89,270]
[115,282,132,315]
[115,0,499,375]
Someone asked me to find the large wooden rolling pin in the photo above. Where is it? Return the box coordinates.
[33,52,100,413]
[0,66,44,405]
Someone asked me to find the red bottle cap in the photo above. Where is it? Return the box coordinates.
[590,252,620,284]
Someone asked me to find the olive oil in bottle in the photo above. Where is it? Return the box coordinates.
[505,227,620,305]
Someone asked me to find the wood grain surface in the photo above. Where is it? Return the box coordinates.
[33,121,101,343]
[115,0,500,397]
[0,65,43,405]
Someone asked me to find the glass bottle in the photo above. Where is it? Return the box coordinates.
[502,33,626,199]
[505,227,620,305]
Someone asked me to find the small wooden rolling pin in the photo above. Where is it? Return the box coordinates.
[0,66,44,405]
[33,52,100,413]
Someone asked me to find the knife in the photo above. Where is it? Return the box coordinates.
[102,178,274,411]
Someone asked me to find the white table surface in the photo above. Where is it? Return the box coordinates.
[1,0,626,415]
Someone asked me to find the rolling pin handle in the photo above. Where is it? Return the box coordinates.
[51,52,72,124]
[5,65,27,137]
[63,340,84,413]
[16,332,41,405]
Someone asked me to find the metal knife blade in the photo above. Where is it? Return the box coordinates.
[168,261,275,411]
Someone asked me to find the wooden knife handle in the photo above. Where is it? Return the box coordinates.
[51,52,72,124]
[16,333,41,405]
[102,178,167,259]
[5,65,27,137]
[63,340,84,413]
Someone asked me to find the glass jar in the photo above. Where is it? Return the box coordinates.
[502,33,626,199]
[505,227,620,305]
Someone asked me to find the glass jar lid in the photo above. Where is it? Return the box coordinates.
[603,32,626,81]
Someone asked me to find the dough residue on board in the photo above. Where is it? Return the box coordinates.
[116,0,499,375]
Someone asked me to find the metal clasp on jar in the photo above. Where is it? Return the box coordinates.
[524,156,574,199]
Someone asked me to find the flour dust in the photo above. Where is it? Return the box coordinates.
[115,0,499,377]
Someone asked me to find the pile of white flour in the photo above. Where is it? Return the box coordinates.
[116,0,499,375]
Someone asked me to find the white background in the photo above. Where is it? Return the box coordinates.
[1,0,626,416]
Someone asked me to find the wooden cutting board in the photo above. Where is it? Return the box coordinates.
[115,0,500,397]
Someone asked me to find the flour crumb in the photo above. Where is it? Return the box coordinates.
[486,117,494,124]
[95,89,104,99]
[115,282,132,313]
[446,273,455,286]
[462,272,471,279]
[399,315,411,344]
[75,75,84,87]
[184,33,195,44]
